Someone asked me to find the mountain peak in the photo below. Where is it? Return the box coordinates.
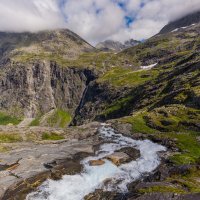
[0,29,94,63]
[159,10,200,34]
[96,39,141,52]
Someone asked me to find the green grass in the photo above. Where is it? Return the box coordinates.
[29,118,40,126]
[42,133,64,140]
[169,133,200,165]
[0,112,21,125]
[144,105,200,133]
[99,67,159,87]
[167,167,200,193]
[139,185,185,194]
[0,133,22,143]
[47,109,72,128]
[101,96,133,118]
[123,108,200,165]
[122,111,156,134]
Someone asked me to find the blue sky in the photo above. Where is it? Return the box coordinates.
[0,0,200,44]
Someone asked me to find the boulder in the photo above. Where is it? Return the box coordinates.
[106,152,130,166]
[89,159,105,166]
[118,147,140,160]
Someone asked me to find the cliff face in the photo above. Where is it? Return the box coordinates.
[0,29,96,119]
[0,60,96,118]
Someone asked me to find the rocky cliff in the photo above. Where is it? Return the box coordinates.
[0,60,96,118]
[0,29,96,121]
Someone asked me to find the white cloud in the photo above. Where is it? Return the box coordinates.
[0,0,200,44]
[0,0,64,32]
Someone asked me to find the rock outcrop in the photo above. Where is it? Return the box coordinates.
[0,60,96,118]
[96,39,140,52]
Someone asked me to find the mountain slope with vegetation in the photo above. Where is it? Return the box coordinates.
[0,11,200,200]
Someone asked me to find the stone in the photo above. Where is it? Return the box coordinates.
[118,147,140,160]
[89,159,105,166]
[106,152,130,166]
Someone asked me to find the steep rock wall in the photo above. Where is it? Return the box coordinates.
[0,61,96,117]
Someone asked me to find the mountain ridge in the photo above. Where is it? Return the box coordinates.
[96,39,141,51]
[159,10,200,34]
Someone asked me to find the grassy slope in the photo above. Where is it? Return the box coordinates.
[29,109,72,128]
[0,112,22,125]
[95,26,200,194]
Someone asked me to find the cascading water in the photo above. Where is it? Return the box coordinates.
[26,124,166,200]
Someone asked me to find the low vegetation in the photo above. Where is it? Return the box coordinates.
[29,118,40,126]
[42,132,65,140]
[0,112,21,125]
[47,109,72,128]
[122,105,200,166]
[0,133,22,143]
[98,67,159,87]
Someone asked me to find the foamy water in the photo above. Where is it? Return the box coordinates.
[26,125,166,200]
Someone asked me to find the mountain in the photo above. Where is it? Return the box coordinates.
[0,29,95,125]
[124,39,141,48]
[95,40,125,51]
[0,29,94,62]
[96,39,140,51]
[159,10,200,34]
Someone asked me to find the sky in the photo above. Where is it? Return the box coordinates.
[0,0,200,45]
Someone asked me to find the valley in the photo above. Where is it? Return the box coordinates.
[0,11,200,200]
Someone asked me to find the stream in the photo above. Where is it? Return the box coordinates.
[26,124,166,200]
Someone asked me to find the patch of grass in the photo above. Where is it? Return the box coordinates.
[122,111,156,134]
[42,133,64,140]
[145,105,200,133]
[102,96,133,118]
[139,185,185,194]
[169,133,200,165]
[29,118,40,126]
[99,67,159,87]
[0,112,21,125]
[0,133,22,143]
[47,109,72,128]
[167,167,200,193]
[123,107,200,165]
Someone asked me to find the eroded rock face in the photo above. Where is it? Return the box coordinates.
[0,61,96,117]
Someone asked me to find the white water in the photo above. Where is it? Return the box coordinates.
[27,125,166,200]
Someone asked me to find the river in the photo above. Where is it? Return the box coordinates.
[26,124,166,200]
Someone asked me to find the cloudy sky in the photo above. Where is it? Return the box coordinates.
[0,0,200,44]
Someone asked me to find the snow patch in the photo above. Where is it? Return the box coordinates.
[140,63,157,70]
[171,23,196,32]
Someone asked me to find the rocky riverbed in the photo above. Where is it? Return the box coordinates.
[24,124,166,200]
[0,122,199,200]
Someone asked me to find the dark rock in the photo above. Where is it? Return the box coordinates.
[117,147,140,161]
[159,11,200,34]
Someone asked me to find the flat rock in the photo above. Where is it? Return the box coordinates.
[89,159,105,166]
[106,152,130,166]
